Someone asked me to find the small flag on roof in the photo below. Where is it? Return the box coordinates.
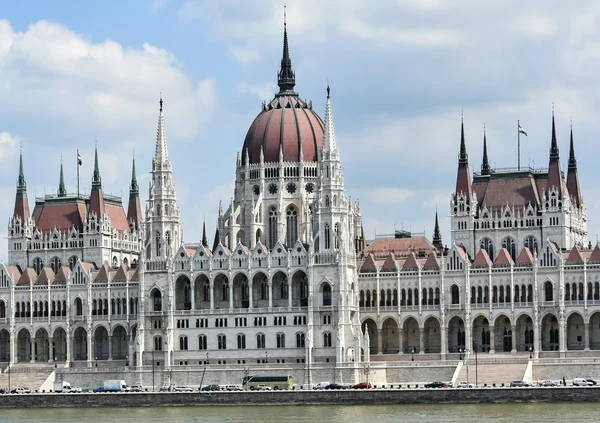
[518,123,527,136]
[77,152,82,165]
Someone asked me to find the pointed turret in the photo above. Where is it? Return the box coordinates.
[13,149,30,221]
[212,222,220,253]
[481,127,490,176]
[277,6,295,94]
[127,155,142,230]
[323,85,338,155]
[566,125,582,207]
[89,145,105,217]
[58,160,67,197]
[201,218,209,248]
[547,111,563,196]
[433,210,443,251]
[154,96,169,165]
[454,117,473,201]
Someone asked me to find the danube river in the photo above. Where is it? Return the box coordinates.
[0,403,596,422]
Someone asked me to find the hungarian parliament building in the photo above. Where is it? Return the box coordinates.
[0,23,597,379]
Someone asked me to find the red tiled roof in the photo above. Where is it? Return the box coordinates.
[402,252,420,271]
[105,203,130,231]
[422,252,439,269]
[127,194,142,229]
[113,264,128,282]
[363,236,436,258]
[185,248,197,257]
[472,249,492,267]
[3,265,22,281]
[80,262,96,273]
[360,254,378,273]
[493,248,514,266]
[36,267,54,285]
[53,266,69,284]
[17,268,37,286]
[515,248,534,266]
[565,246,584,264]
[32,201,86,232]
[13,192,30,222]
[454,244,469,261]
[589,244,600,263]
[128,266,139,281]
[473,173,542,209]
[380,253,397,272]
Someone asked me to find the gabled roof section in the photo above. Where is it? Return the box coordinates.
[565,245,584,264]
[472,249,492,267]
[128,266,139,282]
[493,248,514,266]
[93,264,111,283]
[36,267,54,285]
[363,236,436,259]
[402,252,420,271]
[233,241,250,257]
[53,266,69,284]
[17,268,37,286]
[2,265,22,283]
[212,243,230,257]
[422,252,440,270]
[515,247,534,266]
[113,264,129,282]
[359,254,378,273]
[589,244,600,263]
[380,253,397,272]
[195,244,212,257]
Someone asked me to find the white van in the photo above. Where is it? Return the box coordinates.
[313,382,331,389]
[572,378,591,386]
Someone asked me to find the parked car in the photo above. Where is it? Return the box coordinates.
[256,384,272,391]
[510,381,529,387]
[200,384,221,391]
[456,381,473,388]
[352,382,372,389]
[92,387,105,393]
[129,385,143,392]
[225,385,243,391]
[586,379,597,386]
[573,378,591,386]
[10,387,30,394]
[425,381,447,388]
[172,385,195,392]
[324,383,343,390]
[542,380,557,387]
[313,382,331,389]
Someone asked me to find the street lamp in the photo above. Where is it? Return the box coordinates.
[265,351,268,364]
[411,347,416,361]
[206,352,209,365]
[459,348,463,360]
[54,356,57,368]
[125,355,129,368]
[529,346,533,359]
[243,367,249,391]
[364,364,370,389]
[95,356,98,368]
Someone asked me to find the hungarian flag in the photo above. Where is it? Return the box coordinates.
[77,152,82,165]
[518,123,527,136]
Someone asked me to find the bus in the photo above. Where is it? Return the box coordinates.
[242,375,293,390]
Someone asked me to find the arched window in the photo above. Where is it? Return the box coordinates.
[165,231,171,248]
[237,334,246,349]
[256,333,266,349]
[296,333,305,348]
[112,256,118,268]
[32,257,43,275]
[334,223,340,249]
[155,231,161,257]
[544,281,553,302]
[75,298,83,316]
[276,333,285,348]
[524,236,538,255]
[323,332,332,347]
[68,255,78,270]
[154,336,163,351]
[217,334,227,350]
[324,224,331,249]
[50,257,62,274]
[480,238,494,260]
[152,289,162,312]
[222,282,229,301]
[451,285,460,305]
[502,237,516,261]
[323,284,332,306]
[198,335,207,350]
[286,206,298,246]
[179,336,188,350]
[268,207,278,249]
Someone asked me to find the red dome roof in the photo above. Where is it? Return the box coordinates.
[242,94,324,165]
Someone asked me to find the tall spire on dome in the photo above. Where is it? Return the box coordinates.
[323,84,337,155]
[13,147,30,221]
[547,107,563,195]
[277,5,296,94]
[454,114,473,201]
[92,144,102,189]
[202,217,209,248]
[566,123,582,207]
[550,107,559,161]
[17,148,26,194]
[127,154,142,230]
[481,125,490,176]
[130,154,139,194]
[58,159,67,197]
[155,95,169,162]
[459,115,468,165]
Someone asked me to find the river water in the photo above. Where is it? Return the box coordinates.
[1,403,597,422]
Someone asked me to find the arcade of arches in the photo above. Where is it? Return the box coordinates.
[360,312,600,356]
[0,325,137,365]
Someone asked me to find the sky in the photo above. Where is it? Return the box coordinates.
[2,0,600,261]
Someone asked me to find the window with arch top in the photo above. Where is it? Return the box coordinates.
[323,284,332,306]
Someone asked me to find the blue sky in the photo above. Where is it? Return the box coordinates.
[2,0,600,261]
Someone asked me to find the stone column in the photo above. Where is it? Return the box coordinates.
[108,336,113,360]
[87,333,93,368]
[248,281,253,310]
[29,340,35,363]
[489,326,495,354]
[584,323,590,351]
[190,281,195,311]
[511,325,517,354]
[398,329,404,354]
[419,328,425,354]
[288,278,293,309]
[229,283,234,310]
[66,334,72,364]
[209,282,214,310]
[377,329,383,355]
[441,326,448,360]
[48,337,54,363]
[533,322,541,358]
[268,282,273,309]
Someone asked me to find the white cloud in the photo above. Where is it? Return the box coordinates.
[514,15,557,37]
[0,132,18,161]
[362,187,415,205]
[229,46,260,64]
[151,0,169,13]
[237,82,275,102]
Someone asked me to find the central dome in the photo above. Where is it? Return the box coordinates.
[240,21,324,165]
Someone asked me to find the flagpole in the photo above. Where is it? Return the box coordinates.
[77,149,80,197]
[517,120,521,171]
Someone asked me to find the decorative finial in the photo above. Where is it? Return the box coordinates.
[159,93,163,112]
[284,3,287,28]
[326,83,330,99]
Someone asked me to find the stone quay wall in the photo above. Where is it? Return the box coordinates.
[3,387,600,408]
